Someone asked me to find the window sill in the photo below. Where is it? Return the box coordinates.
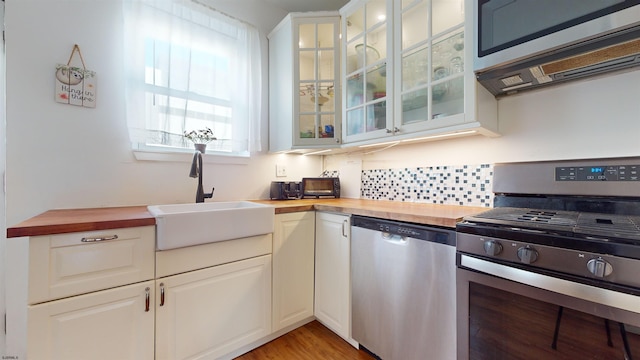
[133,149,250,165]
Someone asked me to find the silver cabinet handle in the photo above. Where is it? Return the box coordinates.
[81,235,119,242]
[342,219,348,238]
[160,283,165,307]
[144,287,150,312]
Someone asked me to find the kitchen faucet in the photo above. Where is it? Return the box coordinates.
[189,150,214,203]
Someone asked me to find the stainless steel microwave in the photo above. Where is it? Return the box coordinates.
[474,0,640,97]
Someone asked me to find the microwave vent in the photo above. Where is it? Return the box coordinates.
[500,74,523,86]
[541,38,640,76]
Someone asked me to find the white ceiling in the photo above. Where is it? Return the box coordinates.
[264,0,350,12]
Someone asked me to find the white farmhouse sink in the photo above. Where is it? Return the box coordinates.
[148,201,274,250]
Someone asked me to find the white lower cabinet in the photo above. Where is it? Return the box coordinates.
[272,211,316,332]
[27,280,155,360]
[314,211,353,343]
[17,227,156,360]
[17,211,360,359]
[155,254,272,360]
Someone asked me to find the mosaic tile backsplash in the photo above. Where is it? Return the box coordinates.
[361,164,494,207]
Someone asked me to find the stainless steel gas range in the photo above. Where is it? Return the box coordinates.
[456,157,640,360]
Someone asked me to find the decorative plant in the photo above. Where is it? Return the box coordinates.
[183,127,216,144]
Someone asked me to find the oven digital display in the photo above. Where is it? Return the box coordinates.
[556,164,640,181]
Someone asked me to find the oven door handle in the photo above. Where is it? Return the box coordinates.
[459,254,640,314]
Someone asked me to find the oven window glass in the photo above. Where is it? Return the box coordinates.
[468,282,640,359]
[478,0,633,56]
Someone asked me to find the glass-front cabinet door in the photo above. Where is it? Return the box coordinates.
[339,0,497,147]
[342,0,393,143]
[295,17,341,146]
[268,13,341,153]
[397,0,465,132]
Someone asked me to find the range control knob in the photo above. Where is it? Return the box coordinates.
[517,246,539,264]
[587,258,613,278]
[483,240,503,256]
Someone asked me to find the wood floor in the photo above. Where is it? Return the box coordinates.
[234,321,375,360]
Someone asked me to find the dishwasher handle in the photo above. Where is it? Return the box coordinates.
[382,232,407,245]
[351,215,455,246]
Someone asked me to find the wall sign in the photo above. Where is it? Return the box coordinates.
[55,44,96,108]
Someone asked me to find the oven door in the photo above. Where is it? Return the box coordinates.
[457,254,640,360]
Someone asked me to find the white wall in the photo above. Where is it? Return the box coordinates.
[0,1,6,354]
[326,70,640,188]
[2,1,313,356]
[4,0,321,227]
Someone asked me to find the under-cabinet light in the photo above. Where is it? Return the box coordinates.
[359,140,400,148]
[400,130,477,142]
[303,149,332,156]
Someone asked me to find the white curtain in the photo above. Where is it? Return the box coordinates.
[123,0,262,155]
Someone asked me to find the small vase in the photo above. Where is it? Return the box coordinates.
[194,143,207,153]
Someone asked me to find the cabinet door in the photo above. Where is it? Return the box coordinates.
[272,212,316,331]
[156,255,272,360]
[397,0,465,132]
[314,212,351,340]
[268,13,341,152]
[295,17,342,146]
[27,280,154,360]
[342,0,394,143]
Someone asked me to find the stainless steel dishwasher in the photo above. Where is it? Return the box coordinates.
[351,215,456,360]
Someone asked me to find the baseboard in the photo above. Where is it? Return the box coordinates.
[219,316,315,360]
[314,318,359,349]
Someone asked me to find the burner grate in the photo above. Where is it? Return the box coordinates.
[468,207,640,241]
[473,208,577,227]
[518,210,559,223]
[575,214,640,240]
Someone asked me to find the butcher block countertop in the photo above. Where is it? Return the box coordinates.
[252,198,489,228]
[7,199,489,238]
[6,206,155,238]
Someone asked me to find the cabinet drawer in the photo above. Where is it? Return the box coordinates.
[28,226,155,304]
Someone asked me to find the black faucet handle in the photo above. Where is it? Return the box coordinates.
[204,187,215,199]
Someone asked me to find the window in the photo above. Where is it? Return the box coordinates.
[123,0,261,157]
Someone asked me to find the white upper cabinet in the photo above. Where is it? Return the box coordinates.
[269,12,342,152]
[341,0,499,146]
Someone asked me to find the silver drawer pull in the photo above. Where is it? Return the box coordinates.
[144,287,150,312]
[160,283,165,307]
[81,235,119,242]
